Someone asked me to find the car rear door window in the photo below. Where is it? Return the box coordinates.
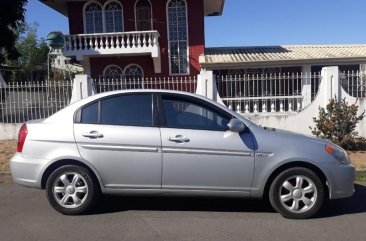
[100,94,153,126]
[162,98,230,131]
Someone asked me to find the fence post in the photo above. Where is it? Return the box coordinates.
[321,66,341,106]
[70,74,95,104]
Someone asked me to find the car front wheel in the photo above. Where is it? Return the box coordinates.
[46,165,100,215]
[269,167,325,219]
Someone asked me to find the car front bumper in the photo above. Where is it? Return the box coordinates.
[10,153,48,189]
[321,163,356,199]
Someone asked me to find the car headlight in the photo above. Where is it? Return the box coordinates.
[325,144,350,164]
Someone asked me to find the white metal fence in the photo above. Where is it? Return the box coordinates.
[5,70,363,124]
[93,76,197,94]
[341,71,366,98]
[0,81,73,123]
[217,72,322,114]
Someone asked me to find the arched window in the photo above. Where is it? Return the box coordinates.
[124,64,144,81]
[84,2,103,33]
[104,1,124,32]
[167,0,189,75]
[103,65,123,79]
[135,0,153,31]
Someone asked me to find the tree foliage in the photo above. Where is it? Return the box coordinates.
[310,98,366,150]
[16,24,49,82]
[6,23,49,82]
[0,0,28,63]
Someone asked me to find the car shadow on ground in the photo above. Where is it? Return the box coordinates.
[319,183,366,218]
[92,196,275,215]
[91,184,366,217]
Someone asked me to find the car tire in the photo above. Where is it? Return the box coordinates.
[269,167,325,219]
[46,165,100,215]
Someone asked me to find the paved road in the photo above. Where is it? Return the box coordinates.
[0,183,366,241]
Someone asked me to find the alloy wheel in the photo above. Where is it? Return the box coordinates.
[53,172,89,209]
[278,175,317,213]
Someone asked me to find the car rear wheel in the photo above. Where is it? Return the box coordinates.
[269,167,325,219]
[46,165,100,215]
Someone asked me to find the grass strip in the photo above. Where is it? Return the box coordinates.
[356,171,366,182]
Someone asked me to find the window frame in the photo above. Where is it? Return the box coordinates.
[83,1,103,34]
[166,0,190,76]
[134,0,153,31]
[83,0,124,34]
[123,64,144,81]
[74,93,158,128]
[158,93,233,131]
[103,0,124,33]
[102,64,124,80]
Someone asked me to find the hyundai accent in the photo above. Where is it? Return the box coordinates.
[10,90,355,219]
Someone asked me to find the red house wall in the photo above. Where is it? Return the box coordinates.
[67,0,205,78]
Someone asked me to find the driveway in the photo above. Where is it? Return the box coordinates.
[0,183,366,241]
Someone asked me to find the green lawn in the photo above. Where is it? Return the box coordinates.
[356,171,366,182]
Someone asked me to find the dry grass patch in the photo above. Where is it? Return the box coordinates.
[348,151,366,170]
[0,141,16,172]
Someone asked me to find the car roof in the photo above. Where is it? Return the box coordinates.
[72,89,211,107]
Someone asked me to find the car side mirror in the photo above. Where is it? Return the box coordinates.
[227,118,246,133]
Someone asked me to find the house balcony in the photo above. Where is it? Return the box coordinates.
[63,31,161,73]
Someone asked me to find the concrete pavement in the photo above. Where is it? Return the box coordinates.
[0,183,366,241]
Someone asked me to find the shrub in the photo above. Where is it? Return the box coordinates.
[309,98,366,151]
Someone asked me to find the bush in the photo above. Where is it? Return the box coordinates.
[309,98,366,151]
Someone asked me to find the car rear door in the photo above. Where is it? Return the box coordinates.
[73,93,162,189]
[159,94,255,193]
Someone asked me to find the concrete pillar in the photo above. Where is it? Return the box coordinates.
[321,66,341,106]
[197,69,224,102]
[196,69,213,99]
[70,74,95,104]
[360,63,366,72]
[301,65,312,108]
[80,56,91,76]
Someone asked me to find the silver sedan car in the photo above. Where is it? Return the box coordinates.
[10,90,355,219]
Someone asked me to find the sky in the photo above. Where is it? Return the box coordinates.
[26,0,366,47]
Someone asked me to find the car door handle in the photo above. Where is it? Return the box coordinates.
[168,135,190,143]
[82,131,104,139]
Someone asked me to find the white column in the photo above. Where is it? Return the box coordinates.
[70,74,95,104]
[301,65,312,108]
[321,66,340,106]
[196,69,225,105]
[79,56,91,76]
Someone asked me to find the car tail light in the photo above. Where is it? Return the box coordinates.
[17,123,28,153]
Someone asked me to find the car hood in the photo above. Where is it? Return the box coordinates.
[270,128,332,145]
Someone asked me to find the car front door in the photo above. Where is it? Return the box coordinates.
[159,94,255,194]
[73,93,162,189]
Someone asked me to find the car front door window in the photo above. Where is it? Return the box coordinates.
[162,98,230,131]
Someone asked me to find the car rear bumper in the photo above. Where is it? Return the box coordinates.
[10,153,48,189]
[322,163,356,199]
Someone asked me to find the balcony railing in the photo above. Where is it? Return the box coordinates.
[63,31,161,72]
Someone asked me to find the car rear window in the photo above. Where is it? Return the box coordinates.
[78,94,153,127]
[81,102,99,124]
[100,94,153,126]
